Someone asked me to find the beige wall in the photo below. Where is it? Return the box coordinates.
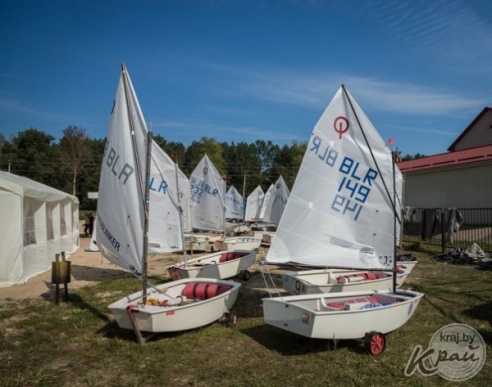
[403,162,492,208]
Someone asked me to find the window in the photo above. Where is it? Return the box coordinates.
[60,203,67,236]
[46,202,55,240]
[24,200,36,246]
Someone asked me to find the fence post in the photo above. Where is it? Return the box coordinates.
[441,208,446,254]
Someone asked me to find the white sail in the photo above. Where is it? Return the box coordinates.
[177,169,191,233]
[258,175,290,225]
[266,86,400,269]
[258,184,273,221]
[93,147,189,254]
[97,64,184,272]
[147,141,186,253]
[96,65,147,272]
[244,185,264,221]
[190,155,225,232]
[225,185,243,220]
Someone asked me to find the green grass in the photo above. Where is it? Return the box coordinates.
[1,251,491,386]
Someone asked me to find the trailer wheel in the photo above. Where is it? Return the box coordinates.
[241,270,251,281]
[226,312,238,328]
[364,331,386,356]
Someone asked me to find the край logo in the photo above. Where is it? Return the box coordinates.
[405,323,486,382]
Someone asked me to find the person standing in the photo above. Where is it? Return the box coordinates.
[83,214,90,237]
[88,213,95,237]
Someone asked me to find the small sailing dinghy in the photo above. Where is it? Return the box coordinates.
[275,91,412,295]
[167,155,258,280]
[262,85,423,354]
[282,265,411,295]
[244,185,265,222]
[99,64,240,342]
[168,249,256,281]
[251,175,290,244]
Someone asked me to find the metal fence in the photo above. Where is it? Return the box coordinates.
[402,208,492,253]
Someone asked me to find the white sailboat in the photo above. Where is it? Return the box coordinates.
[224,185,250,235]
[262,85,423,355]
[98,64,240,342]
[278,105,413,295]
[225,185,244,221]
[167,155,258,280]
[258,175,290,226]
[244,185,264,222]
[254,175,290,243]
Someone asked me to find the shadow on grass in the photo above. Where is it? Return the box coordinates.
[463,300,492,326]
[63,293,113,323]
[70,265,129,282]
[96,318,226,343]
[239,324,366,356]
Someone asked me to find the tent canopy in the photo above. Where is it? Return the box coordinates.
[0,171,80,287]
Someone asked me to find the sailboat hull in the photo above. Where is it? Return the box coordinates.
[167,250,257,280]
[184,234,210,252]
[262,289,423,339]
[109,278,240,333]
[282,266,412,295]
[214,237,262,252]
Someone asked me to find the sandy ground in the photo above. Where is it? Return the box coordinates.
[0,234,185,301]
[0,231,275,301]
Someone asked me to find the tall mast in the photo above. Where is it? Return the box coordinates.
[142,131,152,300]
[174,155,188,267]
[121,62,151,301]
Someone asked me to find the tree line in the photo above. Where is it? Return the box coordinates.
[0,127,307,210]
[0,127,425,210]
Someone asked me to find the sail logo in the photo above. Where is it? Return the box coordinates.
[310,135,339,167]
[405,323,486,382]
[190,176,219,203]
[309,135,379,221]
[97,214,121,252]
[333,116,349,139]
[149,176,168,195]
[103,144,134,185]
[226,195,241,206]
[332,156,378,221]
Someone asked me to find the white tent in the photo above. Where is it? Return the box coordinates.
[0,171,80,287]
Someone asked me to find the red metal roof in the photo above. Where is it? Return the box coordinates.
[398,145,492,172]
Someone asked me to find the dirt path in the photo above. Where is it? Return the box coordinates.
[0,235,181,301]
[0,235,277,301]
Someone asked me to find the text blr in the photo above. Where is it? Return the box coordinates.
[310,135,378,221]
[190,176,219,204]
[103,143,134,185]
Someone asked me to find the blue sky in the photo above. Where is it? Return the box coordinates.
[1,0,491,157]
